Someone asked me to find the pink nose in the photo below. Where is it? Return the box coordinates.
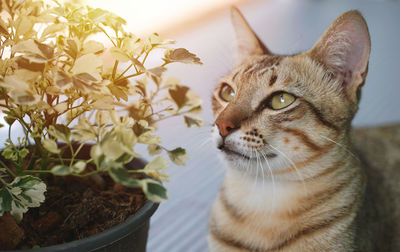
[215,119,237,137]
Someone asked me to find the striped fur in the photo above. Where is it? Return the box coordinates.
[208,8,373,252]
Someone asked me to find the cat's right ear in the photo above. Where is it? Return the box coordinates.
[231,6,271,63]
[308,10,371,102]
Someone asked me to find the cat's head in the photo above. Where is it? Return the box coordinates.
[212,7,370,177]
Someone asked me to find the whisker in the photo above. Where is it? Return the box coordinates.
[318,135,360,161]
[268,144,308,196]
[260,150,276,222]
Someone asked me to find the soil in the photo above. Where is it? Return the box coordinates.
[1,173,145,250]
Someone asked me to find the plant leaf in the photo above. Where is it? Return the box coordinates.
[71,161,86,174]
[41,138,60,154]
[0,187,12,215]
[109,167,141,188]
[71,53,102,80]
[168,85,189,109]
[7,176,46,221]
[144,156,169,171]
[51,165,70,176]
[167,147,188,166]
[140,179,168,202]
[147,144,162,156]
[164,48,202,65]
[110,47,130,62]
[41,23,66,38]
[183,115,203,128]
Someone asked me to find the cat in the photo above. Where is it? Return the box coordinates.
[208,7,400,252]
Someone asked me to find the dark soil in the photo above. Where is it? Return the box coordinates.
[12,173,145,249]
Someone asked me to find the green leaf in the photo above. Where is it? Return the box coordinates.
[183,115,204,128]
[109,167,141,188]
[0,187,12,215]
[2,148,14,160]
[51,165,70,176]
[167,147,188,166]
[141,179,168,202]
[169,86,189,109]
[7,176,46,221]
[19,148,29,159]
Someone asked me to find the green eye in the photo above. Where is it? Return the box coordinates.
[219,83,235,102]
[270,92,296,110]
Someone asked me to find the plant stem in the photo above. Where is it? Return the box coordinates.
[116,63,133,80]
[112,60,119,79]
[76,170,99,177]
[117,71,144,82]
[0,176,8,186]
[23,170,53,175]
[0,159,16,178]
[95,24,117,47]
[69,142,85,167]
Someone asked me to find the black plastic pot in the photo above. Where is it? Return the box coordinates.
[2,150,159,252]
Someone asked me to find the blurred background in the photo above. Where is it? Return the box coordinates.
[43,0,400,251]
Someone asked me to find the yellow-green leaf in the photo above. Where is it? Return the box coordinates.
[71,54,102,79]
[144,156,169,171]
[51,165,70,176]
[71,161,86,174]
[41,23,66,38]
[183,115,203,128]
[110,47,130,62]
[147,144,162,156]
[41,138,60,154]
[82,40,104,55]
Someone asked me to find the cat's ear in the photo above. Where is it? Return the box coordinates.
[231,6,271,63]
[309,10,371,102]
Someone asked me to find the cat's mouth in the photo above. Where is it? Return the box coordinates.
[218,145,277,160]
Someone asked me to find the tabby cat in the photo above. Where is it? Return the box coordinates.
[208,7,400,252]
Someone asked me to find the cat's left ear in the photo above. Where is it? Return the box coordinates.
[308,10,371,102]
[231,6,271,63]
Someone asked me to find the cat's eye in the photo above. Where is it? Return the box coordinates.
[269,92,296,110]
[219,83,235,102]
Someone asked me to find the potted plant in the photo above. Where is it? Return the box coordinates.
[0,0,202,250]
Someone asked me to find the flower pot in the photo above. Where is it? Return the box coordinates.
[0,146,159,252]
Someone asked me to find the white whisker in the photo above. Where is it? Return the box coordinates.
[318,135,360,161]
[260,150,276,222]
[268,144,308,195]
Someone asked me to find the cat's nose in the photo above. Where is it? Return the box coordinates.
[215,119,237,137]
